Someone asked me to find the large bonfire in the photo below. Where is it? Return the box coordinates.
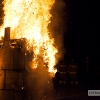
[0,0,58,73]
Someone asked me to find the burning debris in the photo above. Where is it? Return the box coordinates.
[0,0,58,73]
[0,0,67,75]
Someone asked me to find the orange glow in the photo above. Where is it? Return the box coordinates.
[0,0,58,73]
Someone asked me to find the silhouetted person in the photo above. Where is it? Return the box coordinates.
[53,71,60,90]
[68,60,78,86]
[85,56,90,88]
[85,56,89,73]
[55,71,60,80]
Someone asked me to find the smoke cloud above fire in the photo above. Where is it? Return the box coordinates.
[50,0,67,63]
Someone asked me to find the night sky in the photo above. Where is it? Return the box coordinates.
[63,0,100,65]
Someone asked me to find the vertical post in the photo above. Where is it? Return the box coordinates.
[4,70,6,89]
[4,27,10,41]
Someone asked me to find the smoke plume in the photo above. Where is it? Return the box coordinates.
[49,0,67,63]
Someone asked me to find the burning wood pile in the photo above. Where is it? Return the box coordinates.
[0,0,58,73]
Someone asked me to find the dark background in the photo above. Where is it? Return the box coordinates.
[62,0,100,86]
[63,0,100,66]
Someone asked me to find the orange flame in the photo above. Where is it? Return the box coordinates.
[0,0,58,73]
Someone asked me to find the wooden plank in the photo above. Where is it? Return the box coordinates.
[5,71,24,90]
[0,90,14,100]
[0,70,4,89]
